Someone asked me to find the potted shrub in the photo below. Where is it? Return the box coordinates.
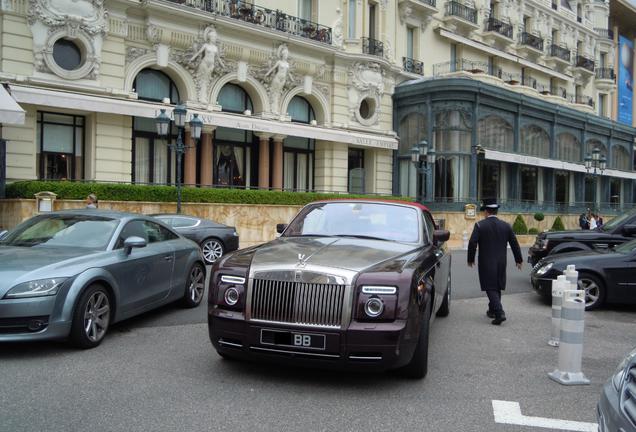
[512,215,528,235]
[533,212,545,232]
[551,216,565,231]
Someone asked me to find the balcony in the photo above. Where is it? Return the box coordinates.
[362,37,384,57]
[595,28,614,40]
[595,67,616,91]
[403,57,424,75]
[166,0,332,44]
[575,55,594,72]
[398,0,438,18]
[518,32,544,57]
[433,58,488,76]
[545,44,571,70]
[443,1,479,34]
[573,95,594,108]
[484,17,513,38]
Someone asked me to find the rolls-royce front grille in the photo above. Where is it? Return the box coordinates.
[250,279,345,328]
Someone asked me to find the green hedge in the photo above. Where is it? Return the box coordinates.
[512,214,528,235]
[5,181,412,206]
[528,227,539,235]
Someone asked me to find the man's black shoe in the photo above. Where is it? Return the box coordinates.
[486,310,495,319]
[491,314,507,325]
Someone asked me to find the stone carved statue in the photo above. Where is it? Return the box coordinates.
[264,43,292,114]
[332,8,343,48]
[189,25,225,103]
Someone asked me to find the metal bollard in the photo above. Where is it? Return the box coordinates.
[564,264,579,290]
[462,231,468,250]
[548,290,590,385]
[548,275,568,347]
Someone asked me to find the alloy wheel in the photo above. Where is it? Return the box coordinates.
[202,239,223,264]
[83,291,110,343]
[578,278,600,308]
[189,265,205,303]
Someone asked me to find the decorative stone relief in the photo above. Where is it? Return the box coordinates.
[258,43,296,114]
[126,46,149,63]
[28,0,108,80]
[398,3,413,23]
[188,26,225,104]
[347,61,385,126]
[332,8,343,48]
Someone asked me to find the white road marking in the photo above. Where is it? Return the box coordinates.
[492,400,598,432]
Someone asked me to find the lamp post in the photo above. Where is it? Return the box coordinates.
[584,147,606,210]
[410,139,436,203]
[155,105,203,213]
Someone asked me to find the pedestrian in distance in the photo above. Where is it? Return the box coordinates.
[578,211,589,230]
[85,193,98,209]
[467,199,523,325]
[589,213,598,230]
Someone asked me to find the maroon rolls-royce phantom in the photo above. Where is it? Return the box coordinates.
[207,200,452,378]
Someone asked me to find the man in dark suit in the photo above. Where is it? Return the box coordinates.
[467,199,523,325]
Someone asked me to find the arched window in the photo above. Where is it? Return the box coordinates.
[586,139,607,158]
[215,84,255,188]
[284,96,315,192]
[133,69,180,103]
[397,112,427,197]
[612,145,630,171]
[433,110,472,153]
[556,133,580,162]
[520,125,549,158]
[132,69,180,185]
[478,115,513,152]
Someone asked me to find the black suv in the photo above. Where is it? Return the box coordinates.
[528,209,636,267]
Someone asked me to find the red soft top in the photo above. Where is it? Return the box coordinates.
[312,197,431,214]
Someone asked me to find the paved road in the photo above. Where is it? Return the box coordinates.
[1,256,635,432]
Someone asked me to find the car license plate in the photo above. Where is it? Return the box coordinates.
[260,329,326,350]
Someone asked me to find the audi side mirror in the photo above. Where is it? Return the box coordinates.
[124,236,147,255]
[433,229,450,244]
[276,224,288,234]
[622,224,636,236]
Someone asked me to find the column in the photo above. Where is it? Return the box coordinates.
[272,135,286,190]
[255,133,272,190]
[199,127,215,187]
[183,130,196,186]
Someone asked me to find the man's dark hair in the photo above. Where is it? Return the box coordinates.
[485,207,498,215]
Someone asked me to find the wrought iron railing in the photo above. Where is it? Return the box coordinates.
[551,0,558,9]
[417,0,437,6]
[522,74,537,89]
[166,0,332,44]
[445,1,478,24]
[425,198,634,215]
[362,37,384,57]
[403,57,424,75]
[575,55,595,72]
[594,28,614,40]
[520,32,544,51]
[433,58,488,75]
[574,95,595,107]
[501,71,521,84]
[595,67,615,80]
[548,44,571,62]
[485,17,513,38]
[550,85,568,99]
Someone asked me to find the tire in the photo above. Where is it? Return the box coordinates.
[436,273,451,317]
[577,272,605,310]
[181,263,206,308]
[70,284,112,349]
[401,301,431,379]
[201,238,224,265]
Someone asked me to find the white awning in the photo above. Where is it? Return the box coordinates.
[0,84,25,125]
[484,149,636,179]
[9,85,398,150]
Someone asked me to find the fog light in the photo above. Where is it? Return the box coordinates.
[224,287,239,306]
[27,320,44,332]
[364,297,384,318]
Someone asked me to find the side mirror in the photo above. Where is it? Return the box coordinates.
[433,229,450,244]
[123,236,147,255]
[0,230,7,240]
[622,224,636,236]
[276,224,288,234]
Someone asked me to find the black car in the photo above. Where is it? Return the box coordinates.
[597,346,636,432]
[152,214,239,265]
[530,239,636,310]
[528,209,636,267]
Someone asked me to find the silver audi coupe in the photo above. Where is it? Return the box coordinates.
[0,210,206,348]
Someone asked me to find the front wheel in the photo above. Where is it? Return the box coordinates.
[182,263,206,308]
[401,302,431,379]
[201,238,224,265]
[578,272,605,310]
[70,285,111,349]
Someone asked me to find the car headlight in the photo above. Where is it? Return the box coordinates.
[612,349,636,391]
[536,263,553,275]
[539,239,549,250]
[357,286,398,320]
[4,278,68,299]
[216,275,246,310]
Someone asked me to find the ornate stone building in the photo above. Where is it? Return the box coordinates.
[0,0,406,195]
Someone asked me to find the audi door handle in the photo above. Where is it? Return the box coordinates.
[164,255,173,261]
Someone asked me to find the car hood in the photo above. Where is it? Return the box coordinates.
[249,236,416,273]
[0,246,101,295]
[540,249,612,268]
[542,228,611,240]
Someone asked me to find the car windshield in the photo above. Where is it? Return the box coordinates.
[1,214,119,250]
[601,210,636,232]
[284,202,420,243]
[614,239,636,254]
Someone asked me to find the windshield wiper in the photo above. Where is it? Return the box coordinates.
[332,234,388,241]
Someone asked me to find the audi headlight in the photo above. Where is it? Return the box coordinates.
[4,278,68,299]
[536,263,553,275]
[612,349,636,391]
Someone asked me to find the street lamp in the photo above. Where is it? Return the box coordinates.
[410,139,436,203]
[584,146,606,210]
[155,106,203,213]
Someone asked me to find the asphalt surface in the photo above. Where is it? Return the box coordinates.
[1,251,635,432]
